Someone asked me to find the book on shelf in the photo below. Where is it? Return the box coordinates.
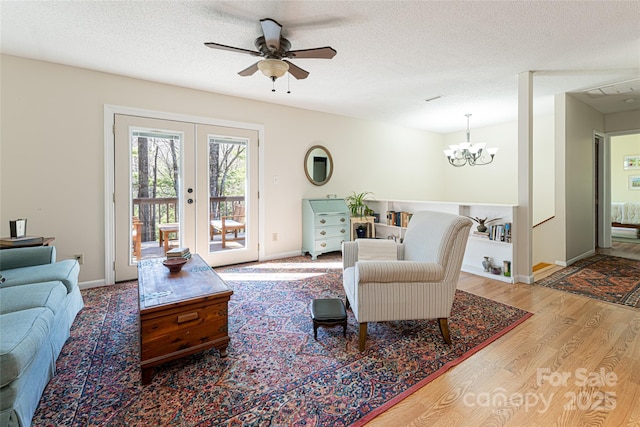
[473,230,489,237]
[0,236,44,246]
[400,212,411,228]
[487,222,512,242]
[387,211,396,226]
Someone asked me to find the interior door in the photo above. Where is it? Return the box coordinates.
[195,124,259,266]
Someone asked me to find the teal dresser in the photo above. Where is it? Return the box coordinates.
[302,199,350,260]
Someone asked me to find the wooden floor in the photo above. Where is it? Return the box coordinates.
[365,242,640,426]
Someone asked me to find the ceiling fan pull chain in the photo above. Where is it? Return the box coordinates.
[272,76,276,92]
[287,73,291,94]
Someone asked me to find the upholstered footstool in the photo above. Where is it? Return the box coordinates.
[310,298,347,340]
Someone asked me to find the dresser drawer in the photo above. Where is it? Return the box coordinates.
[314,225,348,239]
[314,214,349,227]
[314,236,345,253]
[140,299,229,361]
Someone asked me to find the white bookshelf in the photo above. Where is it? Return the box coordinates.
[365,199,517,283]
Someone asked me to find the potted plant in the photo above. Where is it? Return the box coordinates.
[345,191,374,218]
[355,223,368,238]
[465,216,501,233]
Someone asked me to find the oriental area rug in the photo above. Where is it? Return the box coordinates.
[535,254,640,309]
[33,255,532,426]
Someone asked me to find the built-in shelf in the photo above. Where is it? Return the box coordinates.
[365,199,517,283]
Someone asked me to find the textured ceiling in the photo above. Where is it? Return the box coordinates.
[1,1,639,133]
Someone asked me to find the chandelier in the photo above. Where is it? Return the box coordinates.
[443,114,498,167]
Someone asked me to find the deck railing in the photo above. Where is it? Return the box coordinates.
[132,196,244,242]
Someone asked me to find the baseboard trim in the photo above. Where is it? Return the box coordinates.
[79,279,107,290]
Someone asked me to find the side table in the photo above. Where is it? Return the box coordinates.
[0,237,55,249]
[350,216,376,240]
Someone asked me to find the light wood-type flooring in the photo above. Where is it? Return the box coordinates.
[365,241,640,426]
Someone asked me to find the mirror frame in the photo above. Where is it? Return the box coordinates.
[304,145,333,186]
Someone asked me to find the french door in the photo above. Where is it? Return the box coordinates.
[114,114,258,282]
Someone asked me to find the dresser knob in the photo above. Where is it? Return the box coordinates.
[321,242,327,247]
[320,231,326,235]
[320,219,326,224]
[340,229,345,233]
[340,217,346,222]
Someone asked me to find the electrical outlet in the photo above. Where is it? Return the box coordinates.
[272,233,278,242]
[74,253,84,265]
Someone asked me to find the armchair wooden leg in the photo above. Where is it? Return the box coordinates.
[345,297,350,311]
[358,323,367,352]
[438,318,452,345]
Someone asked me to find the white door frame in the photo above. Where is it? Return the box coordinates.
[103,104,265,285]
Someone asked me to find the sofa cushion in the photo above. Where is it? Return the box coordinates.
[0,308,55,387]
[0,260,79,293]
[0,281,67,315]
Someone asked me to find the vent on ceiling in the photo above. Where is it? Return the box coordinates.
[584,78,640,98]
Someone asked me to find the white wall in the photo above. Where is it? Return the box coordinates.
[605,110,640,133]
[440,121,518,205]
[533,94,605,267]
[7,55,631,282]
[563,95,605,263]
[0,55,445,284]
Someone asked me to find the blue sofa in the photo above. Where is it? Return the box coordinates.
[0,246,83,427]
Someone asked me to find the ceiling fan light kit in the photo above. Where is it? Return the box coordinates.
[205,18,336,91]
[444,114,498,167]
[258,58,289,80]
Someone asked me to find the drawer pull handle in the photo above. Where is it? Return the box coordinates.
[177,312,199,323]
[320,219,326,224]
[340,217,346,222]
[321,242,327,247]
[320,230,326,235]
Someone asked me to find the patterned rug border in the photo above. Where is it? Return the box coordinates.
[534,254,640,309]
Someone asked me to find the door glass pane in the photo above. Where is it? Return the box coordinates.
[208,137,247,252]
[131,129,182,261]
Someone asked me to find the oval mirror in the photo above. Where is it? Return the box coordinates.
[304,145,333,186]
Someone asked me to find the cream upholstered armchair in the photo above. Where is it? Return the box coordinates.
[342,210,472,351]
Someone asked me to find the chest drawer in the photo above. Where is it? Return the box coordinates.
[140,298,229,361]
[315,214,349,227]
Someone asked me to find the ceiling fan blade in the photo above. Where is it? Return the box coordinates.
[238,61,260,76]
[204,42,260,56]
[287,46,337,59]
[260,18,282,52]
[283,60,309,80]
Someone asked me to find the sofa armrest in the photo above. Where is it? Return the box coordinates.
[0,260,79,293]
[356,260,444,283]
[0,246,56,270]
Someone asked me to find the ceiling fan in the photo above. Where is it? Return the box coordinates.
[204,18,336,83]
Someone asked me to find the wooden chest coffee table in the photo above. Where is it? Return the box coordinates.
[137,254,232,385]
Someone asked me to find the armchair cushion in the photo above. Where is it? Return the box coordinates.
[356,239,398,260]
[356,260,444,283]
